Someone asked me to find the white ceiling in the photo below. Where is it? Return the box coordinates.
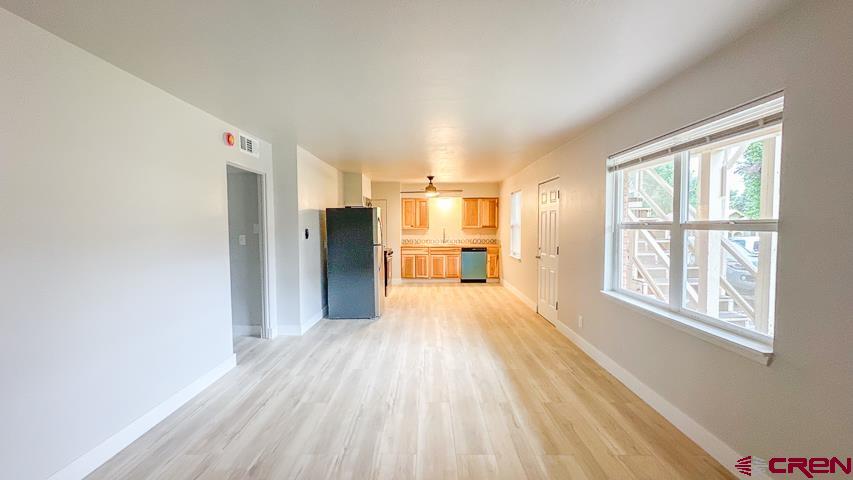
[2,0,793,182]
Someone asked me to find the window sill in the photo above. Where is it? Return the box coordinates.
[509,254,521,261]
[600,290,774,365]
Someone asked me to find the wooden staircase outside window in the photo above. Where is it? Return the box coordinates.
[623,168,758,330]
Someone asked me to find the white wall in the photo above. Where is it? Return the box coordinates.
[342,172,372,206]
[371,182,402,279]
[0,9,279,479]
[271,136,302,334]
[501,0,853,461]
[296,146,342,331]
[499,167,554,304]
[226,166,263,331]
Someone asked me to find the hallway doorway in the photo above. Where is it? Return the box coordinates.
[226,165,265,340]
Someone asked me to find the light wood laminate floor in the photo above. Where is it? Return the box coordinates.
[88,284,734,479]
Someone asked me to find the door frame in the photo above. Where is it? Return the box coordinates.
[537,176,560,324]
[226,160,278,339]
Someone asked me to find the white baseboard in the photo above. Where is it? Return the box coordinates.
[301,306,326,334]
[391,278,403,285]
[501,280,537,311]
[279,305,327,337]
[553,322,761,480]
[48,354,237,480]
[232,324,261,337]
[277,324,302,336]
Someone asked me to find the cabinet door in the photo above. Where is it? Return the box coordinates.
[402,199,416,229]
[415,255,430,278]
[445,255,460,278]
[480,198,499,228]
[430,255,446,278]
[402,255,415,279]
[487,253,500,278]
[416,199,429,229]
[462,198,481,228]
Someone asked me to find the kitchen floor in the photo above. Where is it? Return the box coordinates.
[87,284,733,479]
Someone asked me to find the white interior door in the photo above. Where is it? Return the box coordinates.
[537,178,560,324]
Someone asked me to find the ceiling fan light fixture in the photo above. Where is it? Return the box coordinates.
[424,176,439,197]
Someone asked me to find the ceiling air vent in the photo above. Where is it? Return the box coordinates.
[239,133,260,158]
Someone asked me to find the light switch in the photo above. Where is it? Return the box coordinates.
[238,234,247,246]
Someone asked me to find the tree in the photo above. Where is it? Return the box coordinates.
[729,141,763,219]
[651,162,698,213]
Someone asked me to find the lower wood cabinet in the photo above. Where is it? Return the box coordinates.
[402,247,430,279]
[414,254,429,278]
[446,254,460,278]
[401,246,492,280]
[487,246,500,279]
[402,254,415,279]
[431,255,446,278]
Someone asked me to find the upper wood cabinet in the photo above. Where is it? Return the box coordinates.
[480,198,499,228]
[462,198,480,228]
[402,198,429,229]
[462,197,499,229]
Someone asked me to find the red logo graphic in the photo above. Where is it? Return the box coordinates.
[735,456,752,476]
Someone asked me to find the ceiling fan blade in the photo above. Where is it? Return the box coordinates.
[400,189,464,194]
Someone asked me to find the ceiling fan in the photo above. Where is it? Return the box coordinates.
[401,176,463,197]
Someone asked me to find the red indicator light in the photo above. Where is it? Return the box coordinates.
[224,132,235,146]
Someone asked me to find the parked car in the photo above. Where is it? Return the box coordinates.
[725,235,759,297]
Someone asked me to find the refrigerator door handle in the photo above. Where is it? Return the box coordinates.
[374,245,384,317]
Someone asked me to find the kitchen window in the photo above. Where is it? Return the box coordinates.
[510,190,522,259]
[605,92,783,353]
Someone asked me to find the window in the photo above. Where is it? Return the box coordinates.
[605,92,783,345]
[510,190,522,259]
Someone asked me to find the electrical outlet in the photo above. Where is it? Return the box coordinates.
[578,315,584,328]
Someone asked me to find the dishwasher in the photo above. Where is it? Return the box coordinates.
[461,247,487,283]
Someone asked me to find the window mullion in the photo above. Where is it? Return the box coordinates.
[668,152,687,310]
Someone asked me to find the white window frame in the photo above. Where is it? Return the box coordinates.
[509,190,522,259]
[603,92,783,362]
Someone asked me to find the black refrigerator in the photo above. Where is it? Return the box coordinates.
[326,207,384,319]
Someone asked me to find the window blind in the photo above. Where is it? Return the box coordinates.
[607,91,784,172]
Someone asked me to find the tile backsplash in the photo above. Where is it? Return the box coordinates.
[401,238,498,245]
